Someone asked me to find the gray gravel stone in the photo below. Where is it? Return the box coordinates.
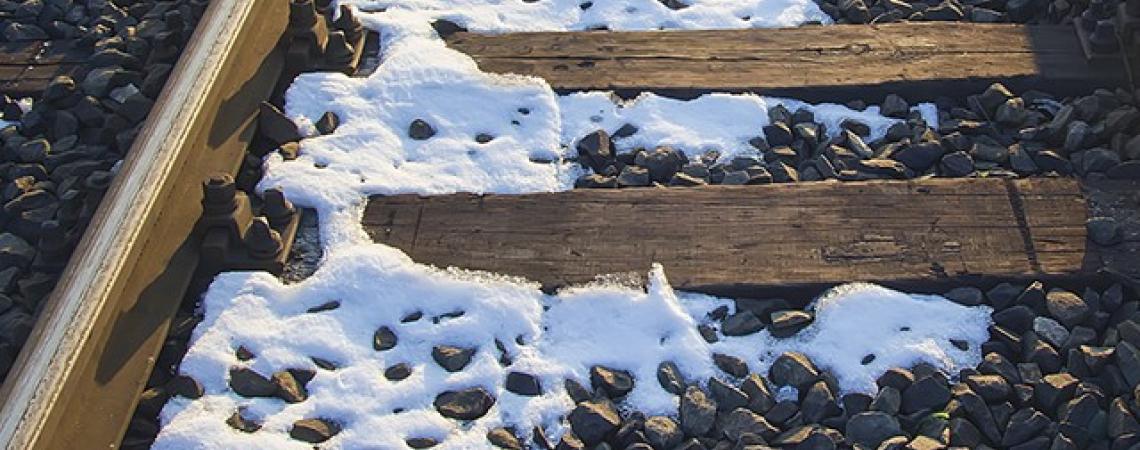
[434,387,496,420]
[680,385,716,436]
[432,345,476,372]
[1087,217,1123,246]
[846,411,903,447]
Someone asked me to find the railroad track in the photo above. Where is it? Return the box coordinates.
[0,0,1135,449]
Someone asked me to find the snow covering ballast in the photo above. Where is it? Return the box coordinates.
[153,0,973,448]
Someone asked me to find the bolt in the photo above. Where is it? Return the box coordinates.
[324,30,355,70]
[315,0,335,17]
[245,217,283,260]
[1091,20,1122,54]
[333,5,364,43]
[262,188,296,227]
[289,0,319,29]
[202,174,237,214]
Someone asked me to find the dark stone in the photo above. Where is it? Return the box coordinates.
[871,386,901,415]
[271,370,308,403]
[657,361,685,395]
[939,151,974,177]
[590,365,634,398]
[408,119,437,140]
[769,352,820,388]
[680,385,717,436]
[966,374,1011,402]
[765,399,799,425]
[876,368,916,392]
[228,367,276,397]
[1087,217,1123,246]
[1108,397,1140,437]
[1079,148,1122,175]
[384,363,411,381]
[741,374,775,413]
[769,310,813,338]
[574,174,617,188]
[802,381,841,422]
[957,388,1002,443]
[719,407,778,441]
[842,119,872,137]
[712,353,748,377]
[226,409,261,433]
[1043,317,1079,352]
[434,387,496,420]
[1117,341,1140,388]
[1107,161,1140,179]
[258,102,302,145]
[373,326,397,350]
[168,375,204,399]
[842,392,873,416]
[994,305,1036,334]
[902,375,951,413]
[846,411,903,447]
[564,378,592,403]
[315,111,339,135]
[949,418,982,447]
[406,437,438,448]
[892,141,945,172]
[1023,333,1063,374]
[1046,289,1090,328]
[643,146,686,183]
[616,165,650,187]
[1034,373,1078,412]
[764,123,794,147]
[881,94,910,118]
[669,172,707,186]
[709,377,748,411]
[568,399,620,445]
[988,282,1024,310]
[643,416,682,449]
[1059,393,1100,428]
[487,428,523,450]
[506,371,542,396]
[722,310,764,336]
[1001,408,1050,446]
[1078,345,1114,373]
[735,298,790,320]
[0,233,35,269]
[289,418,340,443]
[1034,150,1072,174]
[433,345,476,372]
[3,23,48,41]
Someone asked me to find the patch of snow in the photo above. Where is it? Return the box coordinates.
[264,5,937,207]
[157,2,968,448]
[155,250,990,449]
[345,0,830,32]
[560,92,935,162]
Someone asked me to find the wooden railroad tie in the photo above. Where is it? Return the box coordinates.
[0,40,87,97]
[445,23,1129,102]
[364,178,1139,297]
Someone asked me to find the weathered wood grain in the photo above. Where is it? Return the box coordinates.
[0,40,86,96]
[445,23,1127,102]
[363,178,1094,297]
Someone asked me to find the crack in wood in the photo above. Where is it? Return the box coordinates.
[1004,178,1042,273]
